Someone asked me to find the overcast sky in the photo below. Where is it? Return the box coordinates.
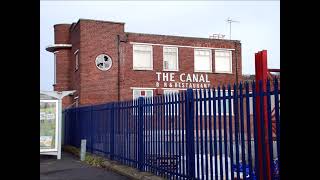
[40,1,280,91]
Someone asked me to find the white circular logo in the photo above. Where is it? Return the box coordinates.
[95,54,112,71]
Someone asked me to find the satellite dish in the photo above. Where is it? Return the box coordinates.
[95,54,112,71]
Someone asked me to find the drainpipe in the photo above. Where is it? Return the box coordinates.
[117,34,128,101]
[117,35,120,102]
[235,41,239,86]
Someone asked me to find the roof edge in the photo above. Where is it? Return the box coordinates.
[126,32,241,43]
[78,18,125,25]
[45,44,72,53]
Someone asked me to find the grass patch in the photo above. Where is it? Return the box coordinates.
[62,145,105,168]
[84,155,105,168]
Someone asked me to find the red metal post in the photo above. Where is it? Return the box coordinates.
[255,50,271,180]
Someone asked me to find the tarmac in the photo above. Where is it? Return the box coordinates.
[40,152,130,180]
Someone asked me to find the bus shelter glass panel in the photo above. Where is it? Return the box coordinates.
[40,100,58,151]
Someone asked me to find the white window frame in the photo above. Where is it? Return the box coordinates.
[163,89,180,115]
[163,89,179,95]
[196,89,234,115]
[132,88,154,115]
[163,46,179,71]
[194,49,213,73]
[215,90,234,115]
[133,45,153,70]
[132,88,154,100]
[214,50,233,74]
[74,49,79,71]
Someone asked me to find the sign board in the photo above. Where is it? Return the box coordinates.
[155,72,211,89]
[40,100,58,152]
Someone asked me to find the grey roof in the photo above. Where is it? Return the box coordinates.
[40,93,57,100]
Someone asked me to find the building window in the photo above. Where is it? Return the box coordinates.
[215,50,232,73]
[196,89,234,115]
[194,49,212,72]
[74,50,79,71]
[163,89,179,95]
[132,89,153,100]
[133,45,153,70]
[215,90,234,115]
[164,89,180,115]
[163,47,178,71]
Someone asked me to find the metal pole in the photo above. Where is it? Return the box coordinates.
[80,139,87,161]
[110,103,115,160]
[255,50,272,180]
[138,97,144,171]
[230,22,232,40]
[57,99,62,159]
[185,89,195,179]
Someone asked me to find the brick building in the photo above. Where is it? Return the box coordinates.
[46,19,242,108]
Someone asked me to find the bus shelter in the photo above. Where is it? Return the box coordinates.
[40,90,75,159]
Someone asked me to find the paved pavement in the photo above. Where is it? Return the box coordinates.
[40,152,130,180]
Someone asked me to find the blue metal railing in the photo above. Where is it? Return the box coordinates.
[63,79,280,180]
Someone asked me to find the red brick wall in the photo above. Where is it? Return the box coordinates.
[53,24,72,108]
[119,33,242,101]
[54,49,73,108]
[53,19,242,107]
[77,20,125,105]
[69,22,81,103]
[54,24,71,44]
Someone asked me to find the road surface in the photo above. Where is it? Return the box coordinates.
[40,152,129,180]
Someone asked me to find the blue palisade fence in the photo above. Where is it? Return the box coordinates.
[63,79,280,180]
